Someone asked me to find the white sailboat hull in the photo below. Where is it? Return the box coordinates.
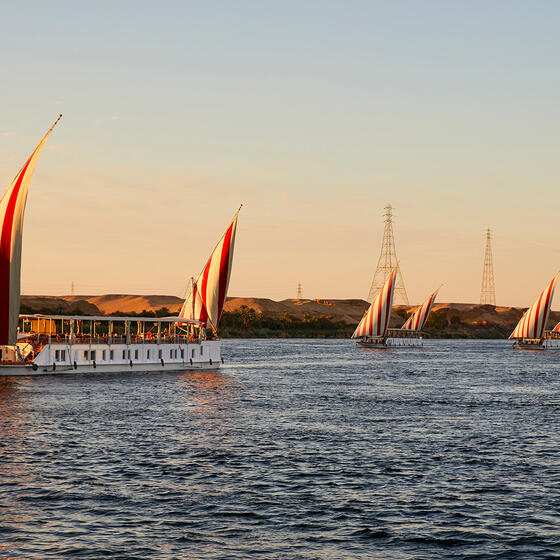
[356,335,423,349]
[513,338,560,351]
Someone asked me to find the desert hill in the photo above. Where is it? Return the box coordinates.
[20,296,101,315]
[227,298,560,332]
[65,294,184,314]
[21,294,183,315]
[19,294,560,338]
[223,297,369,324]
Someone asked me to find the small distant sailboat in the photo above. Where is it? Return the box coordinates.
[353,268,439,349]
[509,273,560,350]
[396,287,440,346]
[352,268,397,348]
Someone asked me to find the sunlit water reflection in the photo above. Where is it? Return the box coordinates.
[1,339,559,559]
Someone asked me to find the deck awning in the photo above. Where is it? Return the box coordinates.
[19,314,203,326]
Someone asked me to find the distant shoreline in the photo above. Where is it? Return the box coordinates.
[20,294,559,340]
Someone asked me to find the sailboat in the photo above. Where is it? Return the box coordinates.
[178,207,241,333]
[353,269,440,349]
[395,287,440,347]
[0,118,240,375]
[352,268,397,348]
[509,273,560,350]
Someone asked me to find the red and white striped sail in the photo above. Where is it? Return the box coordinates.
[0,116,61,345]
[352,268,397,339]
[401,288,439,331]
[179,208,241,330]
[510,273,559,340]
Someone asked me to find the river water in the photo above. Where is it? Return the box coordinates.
[0,339,559,559]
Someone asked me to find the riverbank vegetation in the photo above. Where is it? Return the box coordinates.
[18,302,517,339]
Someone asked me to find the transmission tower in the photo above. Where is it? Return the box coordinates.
[71,281,75,296]
[297,282,302,301]
[367,204,409,305]
[480,228,496,305]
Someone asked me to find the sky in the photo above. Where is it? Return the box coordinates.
[0,1,559,306]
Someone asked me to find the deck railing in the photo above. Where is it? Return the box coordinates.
[386,328,422,338]
[19,334,202,345]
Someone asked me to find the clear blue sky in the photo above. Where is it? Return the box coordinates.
[1,1,559,305]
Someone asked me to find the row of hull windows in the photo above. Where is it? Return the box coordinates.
[54,347,204,362]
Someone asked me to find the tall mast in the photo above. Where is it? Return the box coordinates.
[191,277,196,323]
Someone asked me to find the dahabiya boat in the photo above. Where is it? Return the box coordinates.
[0,116,241,375]
[509,272,560,350]
[352,267,439,348]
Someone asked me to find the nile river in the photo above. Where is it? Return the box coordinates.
[1,339,559,559]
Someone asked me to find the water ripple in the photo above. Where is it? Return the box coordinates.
[1,339,559,558]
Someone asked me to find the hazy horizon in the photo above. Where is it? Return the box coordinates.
[2,1,559,307]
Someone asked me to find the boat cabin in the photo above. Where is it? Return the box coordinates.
[1,314,206,365]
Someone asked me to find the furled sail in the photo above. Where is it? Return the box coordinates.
[0,116,62,345]
[179,207,241,330]
[401,288,439,331]
[509,273,559,340]
[352,267,397,339]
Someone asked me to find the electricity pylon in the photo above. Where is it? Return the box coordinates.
[367,204,409,305]
[297,282,302,301]
[480,228,496,305]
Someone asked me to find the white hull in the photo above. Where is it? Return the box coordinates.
[0,340,221,376]
[0,361,220,376]
[356,336,423,349]
[356,338,387,349]
[513,338,560,351]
